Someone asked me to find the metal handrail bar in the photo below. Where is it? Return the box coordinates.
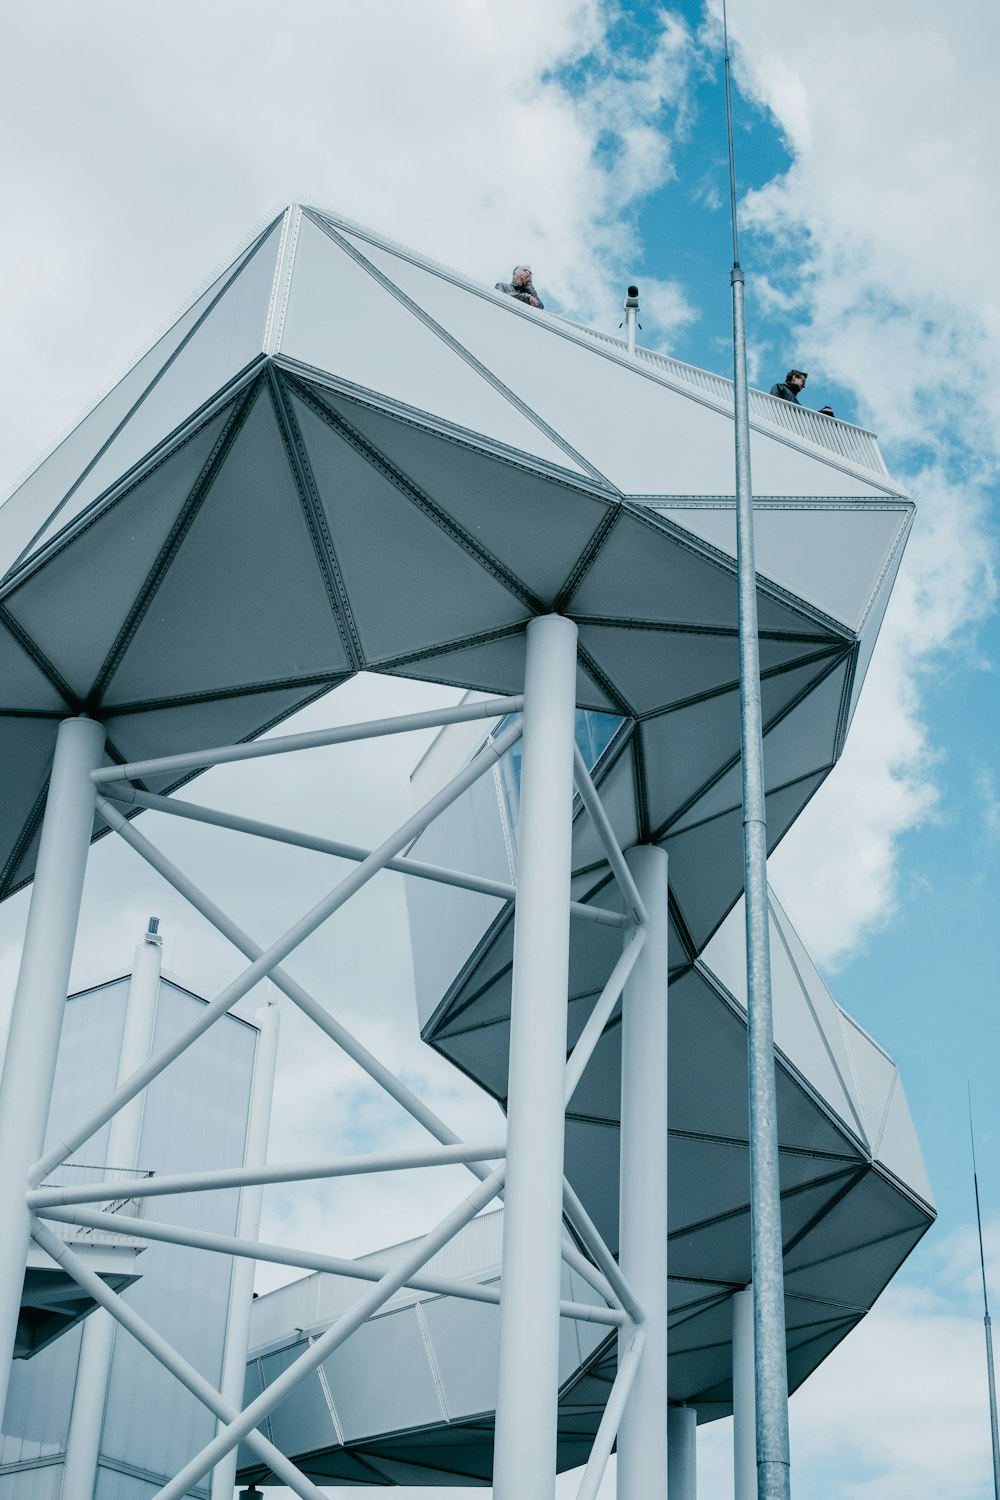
[558,316,888,476]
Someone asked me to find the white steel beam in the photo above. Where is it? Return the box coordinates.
[93,789,620,1317]
[575,1328,646,1500]
[29,1138,506,1207]
[100,784,627,929]
[36,1204,626,1328]
[561,1180,643,1324]
[32,720,521,1186]
[91,694,523,785]
[62,919,163,1500]
[211,1001,279,1500]
[572,744,647,926]
[616,845,669,1500]
[0,715,105,1421]
[565,926,646,1104]
[493,613,579,1500]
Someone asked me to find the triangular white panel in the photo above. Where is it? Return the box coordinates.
[656,503,911,631]
[3,409,235,698]
[767,901,866,1143]
[279,217,587,474]
[0,221,281,576]
[843,522,910,732]
[291,394,531,664]
[840,1014,897,1153]
[16,224,282,566]
[874,1077,934,1207]
[328,223,899,502]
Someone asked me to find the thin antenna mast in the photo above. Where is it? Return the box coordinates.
[969,1087,1000,1500]
[721,3,792,1497]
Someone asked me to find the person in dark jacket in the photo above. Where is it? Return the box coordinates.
[770,368,808,403]
[495,265,544,309]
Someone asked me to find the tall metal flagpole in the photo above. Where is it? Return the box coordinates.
[969,1088,1000,1500]
[721,3,792,1496]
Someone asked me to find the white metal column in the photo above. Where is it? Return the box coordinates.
[617,844,669,1499]
[492,614,578,1500]
[668,1405,697,1500]
[62,917,164,1500]
[211,1001,280,1500]
[0,716,104,1422]
[732,1285,756,1500]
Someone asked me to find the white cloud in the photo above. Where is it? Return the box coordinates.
[708,2,1000,967]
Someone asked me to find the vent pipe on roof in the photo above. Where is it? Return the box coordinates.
[622,286,640,356]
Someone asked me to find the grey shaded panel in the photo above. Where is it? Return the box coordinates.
[4,409,235,699]
[0,626,69,712]
[258,1346,338,1458]
[384,631,620,712]
[419,1295,500,1420]
[0,1324,80,1464]
[292,394,531,664]
[0,718,61,894]
[319,392,610,605]
[322,1308,445,1441]
[104,392,351,704]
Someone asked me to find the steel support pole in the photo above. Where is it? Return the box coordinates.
[732,265,790,1500]
[211,1002,279,1500]
[616,845,668,1500]
[0,715,104,1423]
[732,1285,756,1500]
[668,1406,697,1500]
[492,613,578,1500]
[62,918,163,1500]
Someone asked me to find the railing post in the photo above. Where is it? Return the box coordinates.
[61,917,164,1500]
[616,844,669,1499]
[0,716,105,1422]
[493,614,578,1500]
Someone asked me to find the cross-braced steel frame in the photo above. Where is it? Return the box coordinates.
[0,614,677,1500]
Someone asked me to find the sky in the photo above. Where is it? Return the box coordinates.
[0,1,998,1496]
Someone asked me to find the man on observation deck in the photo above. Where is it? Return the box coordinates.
[770,368,808,403]
[496,265,544,309]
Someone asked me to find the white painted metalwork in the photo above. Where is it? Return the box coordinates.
[0,716,104,1422]
[616,845,668,1500]
[211,1002,279,1500]
[575,1328,645,1500]
[493,614,579,1500]
[668,1405,698,1500]
[91,693,524,786]
[29,1221,327,1500]
[61,919,163,1500]
[733,1285,757,1500]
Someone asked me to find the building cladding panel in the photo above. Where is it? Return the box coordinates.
[0,975,257,1498]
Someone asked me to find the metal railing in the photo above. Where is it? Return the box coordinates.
[38,1163,150,1247]
[560,319,889,478]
